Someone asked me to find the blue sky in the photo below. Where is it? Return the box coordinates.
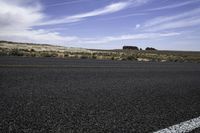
[0,0,200,51]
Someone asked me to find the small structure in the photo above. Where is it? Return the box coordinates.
[123,46,139,50]
[145,47,157,51]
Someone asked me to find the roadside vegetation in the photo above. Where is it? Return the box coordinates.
[0,41,200,63]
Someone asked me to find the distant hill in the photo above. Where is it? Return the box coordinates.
[0,40,90,53]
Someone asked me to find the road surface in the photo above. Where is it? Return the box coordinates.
[0,57,200,132]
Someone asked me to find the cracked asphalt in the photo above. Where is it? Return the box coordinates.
[0,57,200,133]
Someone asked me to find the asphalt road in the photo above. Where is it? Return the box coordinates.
[0,57,200,133]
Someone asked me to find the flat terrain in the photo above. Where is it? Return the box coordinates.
[0,57,200,132]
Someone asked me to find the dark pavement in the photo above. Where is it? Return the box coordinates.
[0,57,200,133]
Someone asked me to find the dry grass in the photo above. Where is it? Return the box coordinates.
[1,41,200,63]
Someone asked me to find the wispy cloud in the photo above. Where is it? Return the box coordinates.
[146,0,200,11]
[99,13,146,21]
[73,32,181,44]
[39,1,131,26]
[144,8,200,27]
[141,8,200,31]
[39,0,149,26]
[46,0,89,7]
[145,17,200,32]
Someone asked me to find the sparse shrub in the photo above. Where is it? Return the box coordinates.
[10,49,24,56]
[64,53,69,57]
[126,55,137,60]
[92,53,97,59]
[121,58,127,61]
[0,48,8,56]
[30,49,35,52]
[30,53,36,57]
[21,49,30,52]
[80,55,88,59]
[92,55,97,59]
[40,52,57,57]
[57,53,65,58]
[0,51,7,56]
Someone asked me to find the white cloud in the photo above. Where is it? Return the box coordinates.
[0,0,76,44]
[135,24,141,29]
[0,0,44,30]
[0,29,78,44]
